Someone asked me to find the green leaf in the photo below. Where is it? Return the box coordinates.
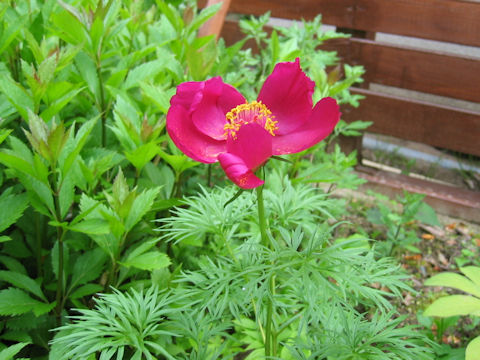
[0,10,27,54]
[123,60,169,90]
[0,129,12,145]
[0,271,46,302]
[40,86,84,122]
[69,283,103,299]
[51,8,86,45]
[187,2,222,33]
[75,52,99,100]
[155,0,183,33]
[120,251,170,271]
[0,288,54,316]
[125,187,160,232]
[425,272,480,298]
[62,117,98,175]
[0,151,36,179]
[466,336,480,360]
[462,266,480,287]
[415,202,440,227]
[0,255,27,275]
[158,150,198,175]
[0,342,30,360]
[139,82,173,114]
[0,193,29,232]
[68,219,111,235]
[0,76,34,120]
[124,142,160,171]
[424,295,480,317]
[59,171,75,219]
[69,248,106,290]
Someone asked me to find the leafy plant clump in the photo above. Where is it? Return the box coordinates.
[0,0,441,358]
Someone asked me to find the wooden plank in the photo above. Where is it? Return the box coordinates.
[356,165,480,223]
[342,88,480,156]
[346,39,480,103]
[227,0,480,47]
[198,0,232,39]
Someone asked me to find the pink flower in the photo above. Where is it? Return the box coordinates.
[166,58,340,189]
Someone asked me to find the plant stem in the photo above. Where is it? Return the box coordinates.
[256,186,268,247]
[207,163,212,187]
[96,56,107,147]
[52,188,65,327]
[256,185,275,357]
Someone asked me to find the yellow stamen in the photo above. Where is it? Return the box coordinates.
[224,101,278,138]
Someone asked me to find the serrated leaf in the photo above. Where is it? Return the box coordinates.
[123,60,169,90]
[0,76,34,120]
[415,202,440,227]
[58,171,75,219]
[424,295,480,317]
[68,219,111,235]
[40,86,84,122]
[69,283,103,299]
[75,51,99,99]
[139,83,173,114]
[466,335,480,360]
[62,117,98,175]
[125,187,160,232]
[69,248,106,290]
[0,152,36,178]
[124,142,160,171]
[120,251,170,271]
[0,271,46,302]
[0,288,54,316]
[425,272,480,298]
[0,193,29,232]
[188,2,221,33]
[0,255,27,275]
[0,342,29,360]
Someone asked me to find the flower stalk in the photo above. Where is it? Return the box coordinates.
[256,184,275,357]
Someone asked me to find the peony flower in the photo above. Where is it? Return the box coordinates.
[166,58,340,189]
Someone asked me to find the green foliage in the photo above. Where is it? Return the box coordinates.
[367,191,439,256]
[0,0,411,358]
[52,287,179,360]
[425,266,480,360]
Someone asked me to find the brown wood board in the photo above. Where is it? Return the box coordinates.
[342,88,480,156]
[356,166,480,223]
[226,0,480,47]
[198,0,232,38]
[344,39,480,103]
[220,21,480,103]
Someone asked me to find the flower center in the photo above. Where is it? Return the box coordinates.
[224,101,278,139]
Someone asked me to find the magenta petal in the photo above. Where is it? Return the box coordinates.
[272,97,340,155]
[166,104,226,163]
[258,58,315,135]
[191,77,246,140]
[218,152,264,189]
[227,123,273,170]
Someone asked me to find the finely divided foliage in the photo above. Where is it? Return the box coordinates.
[0,0,438,358]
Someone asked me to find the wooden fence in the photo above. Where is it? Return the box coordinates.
[199,0,480,221]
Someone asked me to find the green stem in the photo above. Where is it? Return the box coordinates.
[256,186,268,247]
[96,57,107,147]
[34,213,44,278]
[256,185,275,357]
[207,163,212,187]
[53,194,65,327]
